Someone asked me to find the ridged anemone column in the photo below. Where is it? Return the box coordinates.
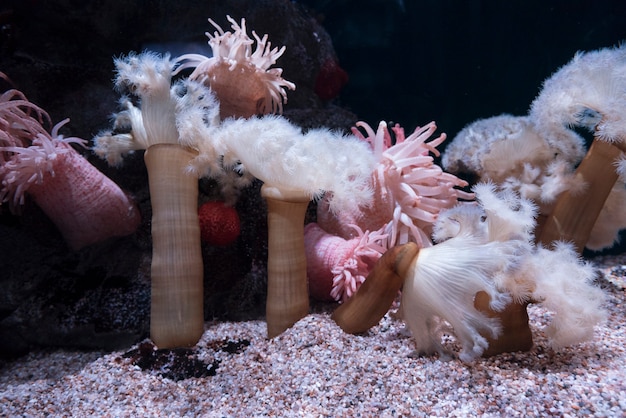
[262,184,310,338]
[145,144,204,348]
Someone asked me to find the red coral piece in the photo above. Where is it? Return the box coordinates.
[198,201,240,246]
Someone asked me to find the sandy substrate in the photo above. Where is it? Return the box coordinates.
[1,254,625,417]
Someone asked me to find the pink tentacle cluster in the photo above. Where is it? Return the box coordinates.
[0,87,50,153]
[0,78,141,249]
[353,120,473,249]
[304,222,387,302]
[306,120,473,302]
[330,225,388,302]
[0,81,86,210]
[0,119,86,208]
[174,15,295,117]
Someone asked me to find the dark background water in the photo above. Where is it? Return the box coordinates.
[3,0,626,138]
[298,0,626,136]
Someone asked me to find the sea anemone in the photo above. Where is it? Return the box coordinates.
[528,44,626,252]
[307,120,471,302]
[0,80,140,250]
[332,241,420,335]
[443,44,626,253]
[401,203,521,362]
[442,114,586,215]
[200,115,375,337]
[304,223,387,302]
[175,15,296,118]
[96,14,299,345]
[354,121,473,246]
[1,118,86,207]
[0,80,49,151]
[397,183,606,362]
[94,53,221,348]
[318,121,471,246]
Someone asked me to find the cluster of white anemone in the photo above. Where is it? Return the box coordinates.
[402,183,606,362]
[443,44,626,251]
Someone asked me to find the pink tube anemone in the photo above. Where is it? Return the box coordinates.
[0,81,141,250]
[175,15,295,118]
[306,120,472,302]
[304,223,387,302]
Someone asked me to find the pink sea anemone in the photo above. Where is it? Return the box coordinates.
[304,223,387,302]
[0,84,49,152]
[306,120,472,302]
[175,15,295,118]
[0,82,141,250]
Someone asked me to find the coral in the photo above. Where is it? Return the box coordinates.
[0,81,140,250]
[198,200,240,246]
[175,15,296,118]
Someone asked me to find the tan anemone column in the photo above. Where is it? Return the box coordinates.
[332,243,419,334]
[538,139,624,252]
[474,291,534,357]
[145,144,204,348]
[261,185,311,338]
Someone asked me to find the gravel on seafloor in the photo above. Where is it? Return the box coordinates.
[1,255,625,417]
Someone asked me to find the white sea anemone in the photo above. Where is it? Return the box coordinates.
[442,114,585,213]
[528,44,626,251]
[529,44,626,144]
[401,234,519,362]
[402,183,606,361]
[207,115,375,214]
